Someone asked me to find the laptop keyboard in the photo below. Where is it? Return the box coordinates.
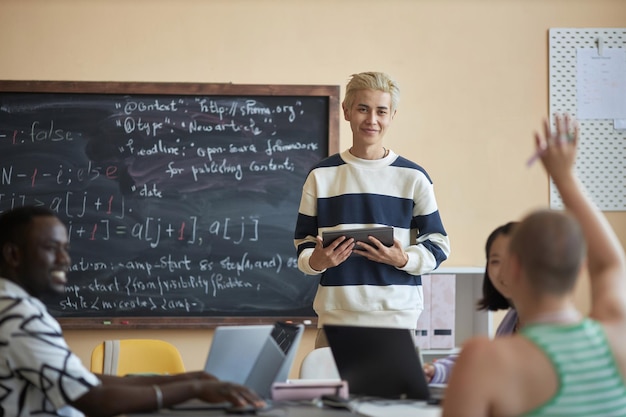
[271,322,300,354]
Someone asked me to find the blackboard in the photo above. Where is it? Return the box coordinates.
[0,81,340,329]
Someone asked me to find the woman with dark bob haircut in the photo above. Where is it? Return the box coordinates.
[477,221,517,312]
[423,221,518,383]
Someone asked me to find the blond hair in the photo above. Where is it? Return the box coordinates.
[342,72,400,113]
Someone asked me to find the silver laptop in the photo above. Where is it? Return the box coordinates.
[324,324,439,401]
[205,322,304,398]
[173,322,303,410]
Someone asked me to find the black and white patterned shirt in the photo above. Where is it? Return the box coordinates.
[0,278,100,416]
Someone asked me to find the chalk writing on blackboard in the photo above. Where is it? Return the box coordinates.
[0,81,340,328]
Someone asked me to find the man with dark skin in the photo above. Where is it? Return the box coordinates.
[0,206,265,417]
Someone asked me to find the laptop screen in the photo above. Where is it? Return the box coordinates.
[324,324,431,400]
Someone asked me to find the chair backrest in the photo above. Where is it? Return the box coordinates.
[90,339,186,376]
[298,347,340,380]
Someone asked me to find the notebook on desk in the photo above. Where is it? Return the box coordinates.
[172,322,304,410]
[324,324,442,401]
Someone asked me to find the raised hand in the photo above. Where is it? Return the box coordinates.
[534,113,579,180]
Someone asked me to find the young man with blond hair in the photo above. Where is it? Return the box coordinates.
[294,72,450,348]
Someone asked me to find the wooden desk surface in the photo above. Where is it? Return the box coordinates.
[121,404,351,416]
[120,401,442,417]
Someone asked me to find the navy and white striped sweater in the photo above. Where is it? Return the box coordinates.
[294,149,450,328]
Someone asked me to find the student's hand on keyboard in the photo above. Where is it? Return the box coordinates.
[198,381,266,410]
[423,363,435,381]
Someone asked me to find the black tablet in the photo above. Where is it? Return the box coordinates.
[322,226,394,248]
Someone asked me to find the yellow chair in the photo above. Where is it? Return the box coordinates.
[90,339,186,376]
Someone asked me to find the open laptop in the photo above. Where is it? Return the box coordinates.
[323,324,438,401]
[205,322,304,398]
[173,322,304,410]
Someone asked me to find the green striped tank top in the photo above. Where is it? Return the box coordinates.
[521,318,626,417]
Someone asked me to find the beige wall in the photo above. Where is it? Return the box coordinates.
[1,0,625,376]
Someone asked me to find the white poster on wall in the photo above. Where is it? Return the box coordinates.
[576,48,626,120]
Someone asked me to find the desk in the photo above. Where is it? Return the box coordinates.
[352,400,442,417]
[121,401,442,417]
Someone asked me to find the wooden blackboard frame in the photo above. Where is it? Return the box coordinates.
[0,80,340,329]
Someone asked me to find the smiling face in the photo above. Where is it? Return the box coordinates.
[12,216,71,297]
[487,233,513,299]
[343,88,396,149]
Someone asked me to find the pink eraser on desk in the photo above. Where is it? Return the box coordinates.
[271,380,349,401]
